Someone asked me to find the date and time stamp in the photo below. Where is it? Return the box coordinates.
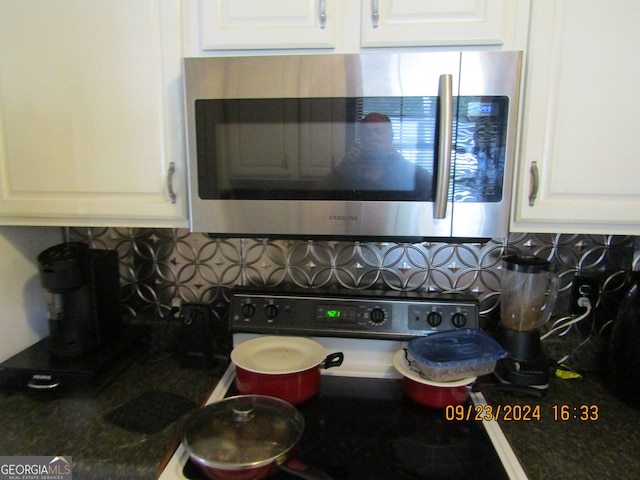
[445,403,599,422]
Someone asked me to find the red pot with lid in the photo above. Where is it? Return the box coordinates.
[183,395,334,480]
[230,336,344,405]
[393,349,474,408]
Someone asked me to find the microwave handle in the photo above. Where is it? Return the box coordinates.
[434,74,453,219]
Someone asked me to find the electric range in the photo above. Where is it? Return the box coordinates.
[159,287,528,480]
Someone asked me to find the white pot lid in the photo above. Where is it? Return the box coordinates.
[231,336,326,374]
[393,349,475,387]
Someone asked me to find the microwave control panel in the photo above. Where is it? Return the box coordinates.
[229,288,478,340]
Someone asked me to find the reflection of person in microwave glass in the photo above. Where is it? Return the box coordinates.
[316,112,432,197]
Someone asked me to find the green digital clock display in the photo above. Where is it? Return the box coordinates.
[318,304,356,323]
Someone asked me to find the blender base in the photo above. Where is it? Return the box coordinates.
[494,357,549,393]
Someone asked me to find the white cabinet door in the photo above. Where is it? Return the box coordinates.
[511,0,640,235]
[361,0,529,48]
[195,0,336,50]
[188,0,529,53]
[0,0,187,228]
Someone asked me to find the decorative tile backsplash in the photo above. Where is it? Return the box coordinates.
[69,228,637,328]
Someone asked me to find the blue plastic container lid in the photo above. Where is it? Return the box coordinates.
[408,329,507,368]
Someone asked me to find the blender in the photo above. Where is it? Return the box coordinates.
[495,255,559,391]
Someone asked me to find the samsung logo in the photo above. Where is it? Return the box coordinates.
[329,215,359,222]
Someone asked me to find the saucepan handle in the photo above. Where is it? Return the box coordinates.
[321,352,344,369]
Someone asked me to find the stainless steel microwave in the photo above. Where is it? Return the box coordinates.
[183,51,522,240]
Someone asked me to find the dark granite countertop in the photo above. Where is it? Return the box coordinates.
[483,372,640,480]
[0,344,228,480]
[1,337,639,480]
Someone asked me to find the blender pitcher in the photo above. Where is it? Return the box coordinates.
[496,255,559,388]
[500,255,559,334]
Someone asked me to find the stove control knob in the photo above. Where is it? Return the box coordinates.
[240,303,256,318]
[426,311,442,327]
[452,313,467,328]
[264,304,279,320]
[369,307,386,324]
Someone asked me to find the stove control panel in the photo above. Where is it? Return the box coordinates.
[229,287,479,340]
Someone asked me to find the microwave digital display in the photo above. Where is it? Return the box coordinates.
[467,101,499,117]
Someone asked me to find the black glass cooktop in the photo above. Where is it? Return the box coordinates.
[184,375,510,480]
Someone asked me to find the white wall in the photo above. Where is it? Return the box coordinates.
[0,226,63,361]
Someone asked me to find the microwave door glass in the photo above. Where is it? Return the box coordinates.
[195,97,440,202]
[194,96,508,205]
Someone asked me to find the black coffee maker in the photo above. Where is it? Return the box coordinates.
[38,242,122,357]
[0,242,145,396]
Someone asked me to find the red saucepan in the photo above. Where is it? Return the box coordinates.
[230,336,344,405]
[393,349,474,408]
[183,395,334,480]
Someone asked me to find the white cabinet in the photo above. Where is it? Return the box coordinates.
[360,0,528,48]
[185,0,530,54]
[0,0,188,228]
[194,0,337,50]
[511,0,640,235]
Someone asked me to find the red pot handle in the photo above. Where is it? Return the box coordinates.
[321,352,344,369]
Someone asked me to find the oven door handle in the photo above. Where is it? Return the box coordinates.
[434,73,453,219]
